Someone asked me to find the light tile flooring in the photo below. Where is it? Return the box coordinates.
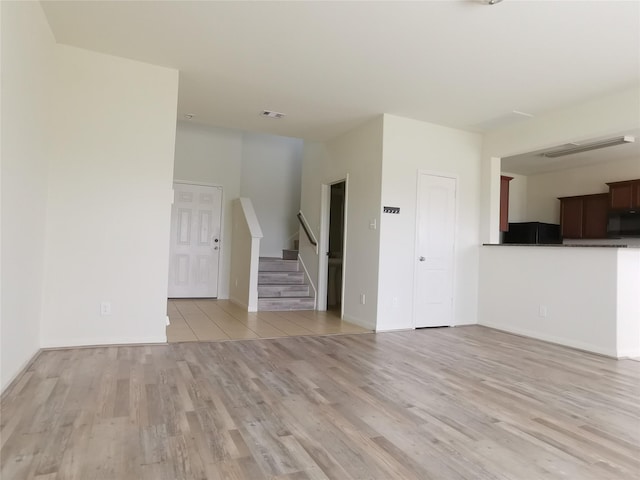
[166,299,370,342]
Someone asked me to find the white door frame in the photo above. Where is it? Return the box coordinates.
[412,170,458,328]
[170,180,225,298]
[317,174,349,316]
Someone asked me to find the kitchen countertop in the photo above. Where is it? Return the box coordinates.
[483,243,640,248]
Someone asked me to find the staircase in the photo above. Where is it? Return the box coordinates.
[258,253,315,311]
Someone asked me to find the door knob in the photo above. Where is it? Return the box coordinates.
[419,256,426,262]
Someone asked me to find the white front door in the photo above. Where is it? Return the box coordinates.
[168,183,222,298]
[414,173,456,328]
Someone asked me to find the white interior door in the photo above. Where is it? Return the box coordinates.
[168,183,222,298]
[414,173,456,328]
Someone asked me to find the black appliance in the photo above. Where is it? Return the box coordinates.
[503,222,562,244]
[607,210,640,237]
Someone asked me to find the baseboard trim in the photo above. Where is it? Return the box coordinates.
[1,348,42,398]
[617,348,640,359]
[229,296,251,311]
[342,314,375,330]
[376,327,414,333]
[478,322,618,358]
[41,335,167,349]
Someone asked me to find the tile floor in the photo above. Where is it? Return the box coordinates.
[166,299,370,342]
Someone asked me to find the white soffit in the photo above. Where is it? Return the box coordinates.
[41,1,640,141]
[502,129,640,175]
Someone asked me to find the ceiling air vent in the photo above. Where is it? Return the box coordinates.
[261,110,286,119]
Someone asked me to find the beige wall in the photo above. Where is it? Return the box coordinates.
[299,117,384,329]
[41,44,179,347]
[240,133,303,257]
[480,246,640,357]
[0,1,54,391]
[378,115,483,330]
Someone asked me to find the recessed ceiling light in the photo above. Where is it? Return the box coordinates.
[184,113,195,120]
[261,110,286,119]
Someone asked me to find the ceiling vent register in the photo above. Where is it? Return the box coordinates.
[261,110,286,119]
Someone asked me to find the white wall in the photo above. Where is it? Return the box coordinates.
[479,246,620,356]
[240,133,303,257]
[526,156,640,224]
[173,122,243,299]
[0,1,54,391]
[616,249,640,357]
[299,117,384,329]
[41,45,179,347]
[501,172,528,223]
[378,115,483,330]
[173,122,303,296]
[229,198,263,311]
[481,87,640,243]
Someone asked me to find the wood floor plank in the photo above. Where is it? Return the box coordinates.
[2,326,639,479]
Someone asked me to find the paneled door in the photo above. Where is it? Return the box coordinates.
[414,173,456,328]
[168,183,222,298]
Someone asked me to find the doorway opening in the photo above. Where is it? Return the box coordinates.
[327,181,346,311]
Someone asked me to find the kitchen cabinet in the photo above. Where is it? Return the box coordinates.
[607,179,640,210]
[500,175,513,232]
[558,193,609,239]
[582,194,610,238]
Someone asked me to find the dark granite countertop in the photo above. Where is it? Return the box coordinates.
[483,243,640,248]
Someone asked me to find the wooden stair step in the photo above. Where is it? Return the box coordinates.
[258,284,310,298]
[259,257,299,272]
[258,296,315,311]
[282,249,299,260]
[258,271,305,285]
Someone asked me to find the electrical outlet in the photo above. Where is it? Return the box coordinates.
[100,302,111,316]
[538,304,548,318]
[360,293,366,305]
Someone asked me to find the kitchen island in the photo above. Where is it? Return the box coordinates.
[478,244,640,358]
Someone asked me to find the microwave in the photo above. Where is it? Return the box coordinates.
[607,210,640,237]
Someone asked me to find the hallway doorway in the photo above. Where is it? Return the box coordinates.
[327,181,346,311]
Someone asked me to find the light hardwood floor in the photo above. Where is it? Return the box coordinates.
[1,326,639,479]
[166,299,369,342]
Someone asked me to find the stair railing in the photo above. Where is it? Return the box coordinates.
[297,211,317,247]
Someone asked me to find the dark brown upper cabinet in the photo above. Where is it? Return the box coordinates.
[558,193,609,239]
[607,179,640,210]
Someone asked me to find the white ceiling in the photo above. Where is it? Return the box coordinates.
[41,0,640,141]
